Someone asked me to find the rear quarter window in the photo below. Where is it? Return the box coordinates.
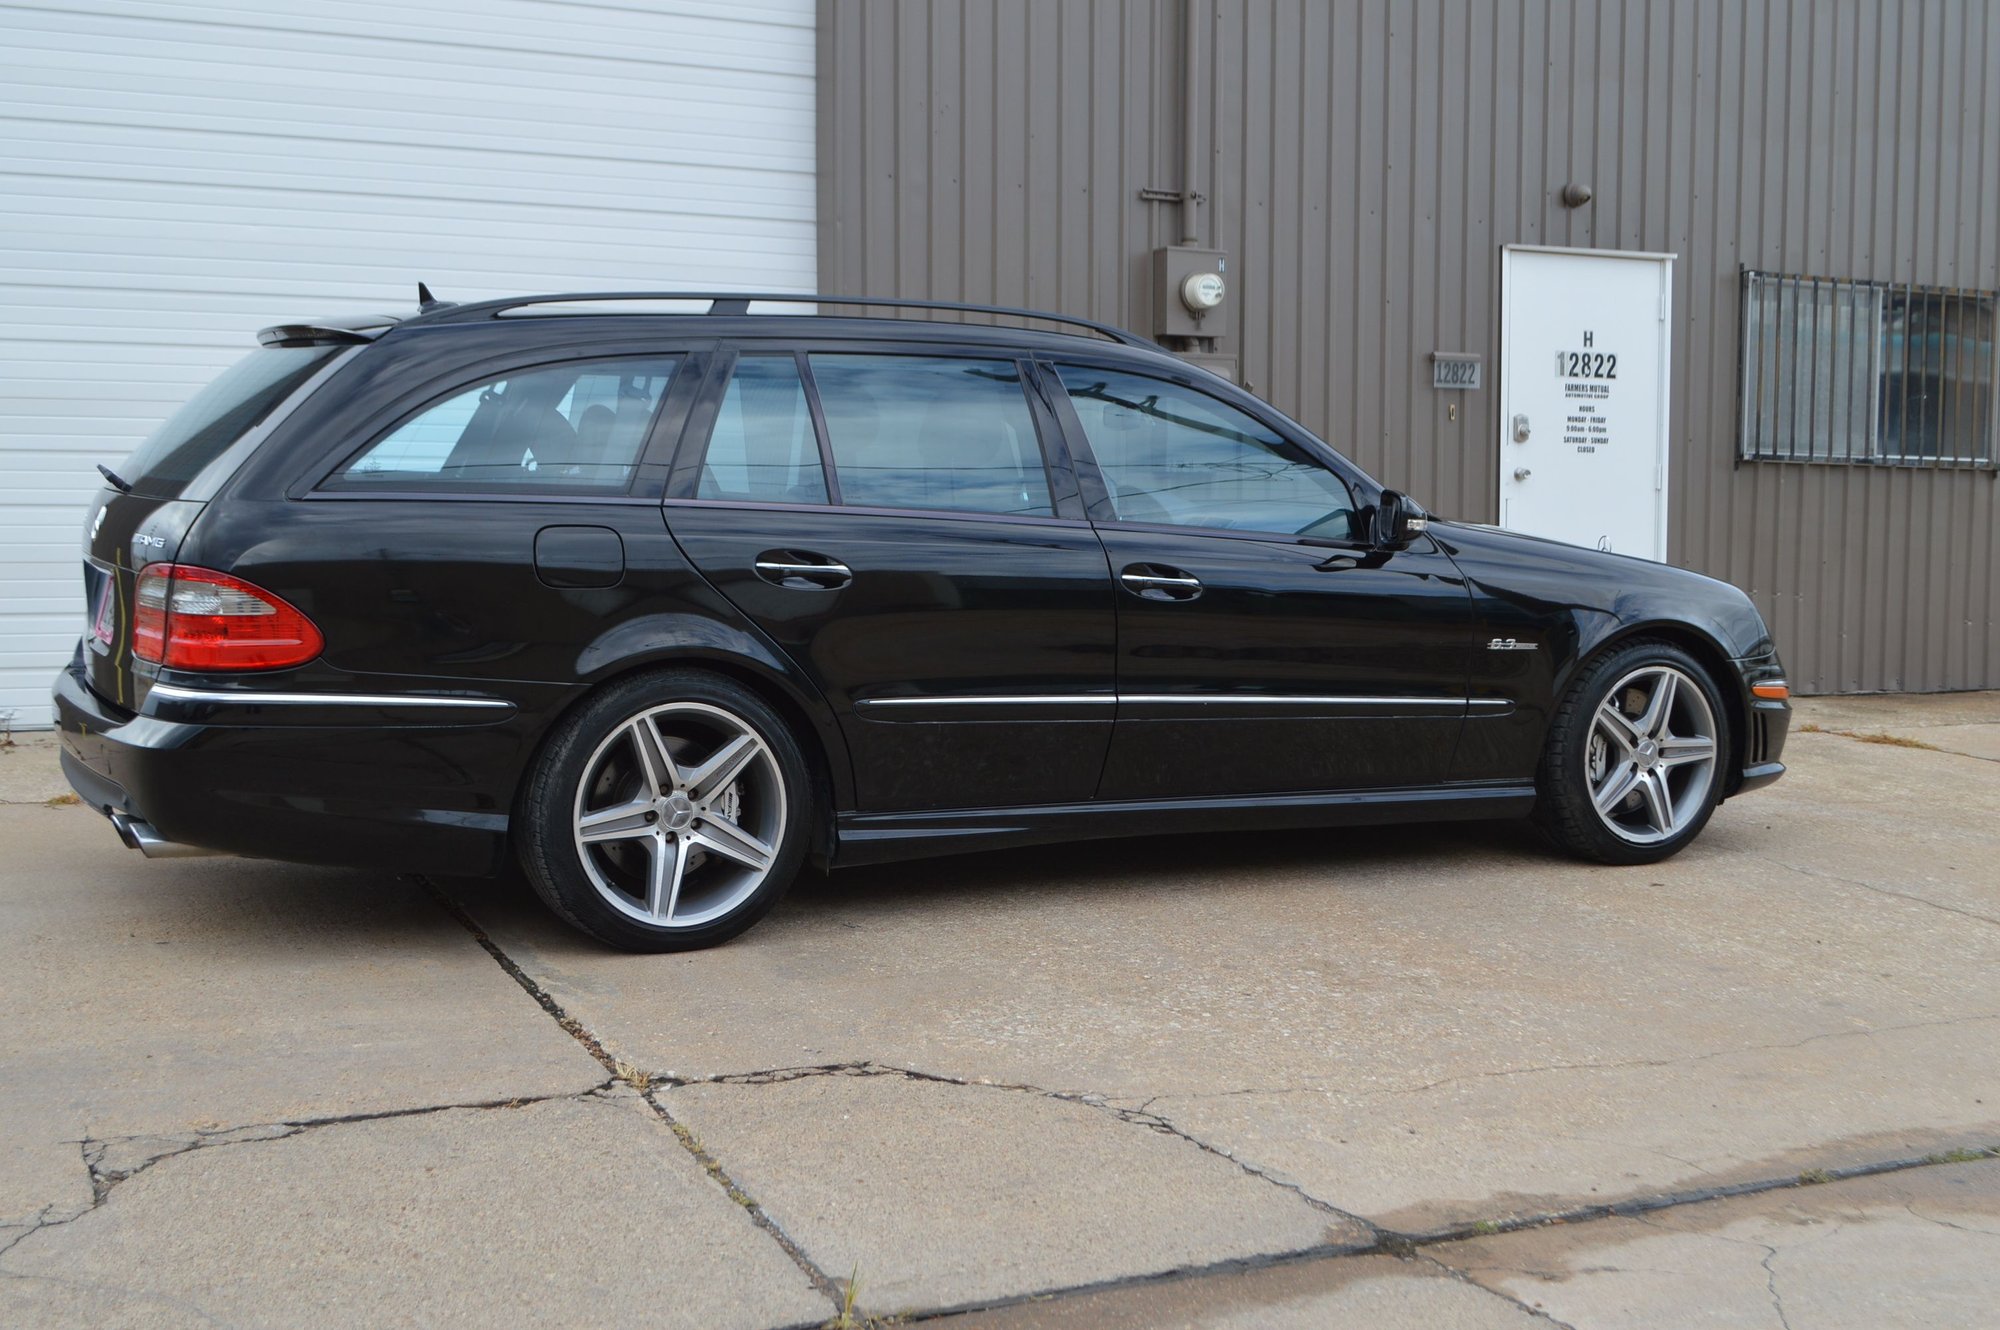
[327,356,679,493]
[119,347,337,498]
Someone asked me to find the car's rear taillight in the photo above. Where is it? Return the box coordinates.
[131,564,323,671]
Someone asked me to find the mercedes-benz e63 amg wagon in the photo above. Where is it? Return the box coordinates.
[58,292,1790,950]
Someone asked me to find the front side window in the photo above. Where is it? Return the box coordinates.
[810,355,1053,515]
[334,357,679,490]
[1057,365,1358,538]
[696,355,828,504]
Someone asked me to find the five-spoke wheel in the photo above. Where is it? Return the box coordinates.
[573,702,786,928]
[517,671,809,951]
[1585,665,1719,845]
[1536,641,1730,864]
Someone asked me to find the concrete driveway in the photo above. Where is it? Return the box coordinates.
[2,694,1996,1327]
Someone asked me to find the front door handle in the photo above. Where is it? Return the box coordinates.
[754,550,852,590]
[1118,563,1203,602]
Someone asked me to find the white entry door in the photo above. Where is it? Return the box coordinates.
[1498,246,1674,560]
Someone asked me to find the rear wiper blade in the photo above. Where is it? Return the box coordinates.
[96,464,133,493]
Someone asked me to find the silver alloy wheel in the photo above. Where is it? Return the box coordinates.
[1585,664,1719,846]
[571,701,786,928]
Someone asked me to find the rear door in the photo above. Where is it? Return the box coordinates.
[1045,359,1485,798]
[662,344,1116,812]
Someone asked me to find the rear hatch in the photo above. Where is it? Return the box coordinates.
[82,345,340,711]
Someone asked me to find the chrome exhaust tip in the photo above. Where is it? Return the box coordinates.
[107,811,217,859]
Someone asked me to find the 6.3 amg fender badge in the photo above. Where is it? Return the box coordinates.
[1487,638,1538,652]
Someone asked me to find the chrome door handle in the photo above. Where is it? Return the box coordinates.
[755,560,852,576]
[754,552,852,589]
[1118,565,1203,601]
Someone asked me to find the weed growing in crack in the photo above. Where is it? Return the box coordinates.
[825,1265,864,1329]
[1925,1148,1999,1165]
[613,1061,653,1093]
[1798,1168,1834,1186]
[1469,1218,1504,1236]
[45,792,80,806]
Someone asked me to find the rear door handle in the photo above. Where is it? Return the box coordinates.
[1118,563,1203,602]
[753,551,853,590]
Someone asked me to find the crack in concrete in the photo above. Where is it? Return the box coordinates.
[1759,1241,1794,1330]
[635,1085,844,1308]
[1415,1250,1584,1330]
[0,1209,56,1262]
[416,880,846,1313]
[1759,855,2000,929]
[413,877,621,1074]
[1903,1202,2000,1239]
[664,1059,1386,1242]
[0,1086,616,1272]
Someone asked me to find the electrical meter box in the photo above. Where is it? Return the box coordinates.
[1151,247,1229,339]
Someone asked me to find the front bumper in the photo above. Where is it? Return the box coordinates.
[1730,652,1791,796]
[53,662,521,874]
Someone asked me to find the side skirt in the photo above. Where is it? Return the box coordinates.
[831,782,1537,867]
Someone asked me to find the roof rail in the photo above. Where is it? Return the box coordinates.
[397,291,1157,348]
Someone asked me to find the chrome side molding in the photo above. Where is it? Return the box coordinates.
[146,683,513,710]
[856,693,1511,711]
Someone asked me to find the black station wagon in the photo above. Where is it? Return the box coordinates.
[58,292,1791,950]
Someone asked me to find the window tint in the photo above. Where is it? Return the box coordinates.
[1057,366,1358,538]
[336,357,678,490]
[811,355,1052,516]
[122,347,337,499]
[696,355,828,503]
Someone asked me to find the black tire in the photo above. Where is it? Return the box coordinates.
[516,669,812,952]
[1532,639,1732,865]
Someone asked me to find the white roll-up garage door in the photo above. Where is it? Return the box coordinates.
[0,0,816,726]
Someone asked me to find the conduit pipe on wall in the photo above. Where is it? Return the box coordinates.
[1181,0,1203,245]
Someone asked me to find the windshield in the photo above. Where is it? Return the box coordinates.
[118,347,336,498]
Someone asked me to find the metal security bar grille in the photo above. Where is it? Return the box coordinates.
[1739,271,1998,467]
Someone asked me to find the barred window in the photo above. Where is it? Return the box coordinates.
[1739,271,1996,467]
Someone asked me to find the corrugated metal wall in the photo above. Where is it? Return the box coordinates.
[818,0,2000,694]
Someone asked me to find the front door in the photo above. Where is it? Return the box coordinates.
[1498,245,1674,560]
[1045,360,1483,799]
[663,347,1116,813]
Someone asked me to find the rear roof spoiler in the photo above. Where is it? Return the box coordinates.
[256,315,401,348]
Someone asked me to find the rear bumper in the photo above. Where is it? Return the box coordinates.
[53,662,521,874]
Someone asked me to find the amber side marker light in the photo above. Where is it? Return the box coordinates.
[1751,681,1791,701]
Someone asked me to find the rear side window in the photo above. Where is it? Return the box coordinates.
[696,355,829,504]
[120,347,336,498]
[332,357,678,491]
[810,355,1053,516]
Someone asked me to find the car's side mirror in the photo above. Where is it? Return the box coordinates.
[1372,490,1430,550]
